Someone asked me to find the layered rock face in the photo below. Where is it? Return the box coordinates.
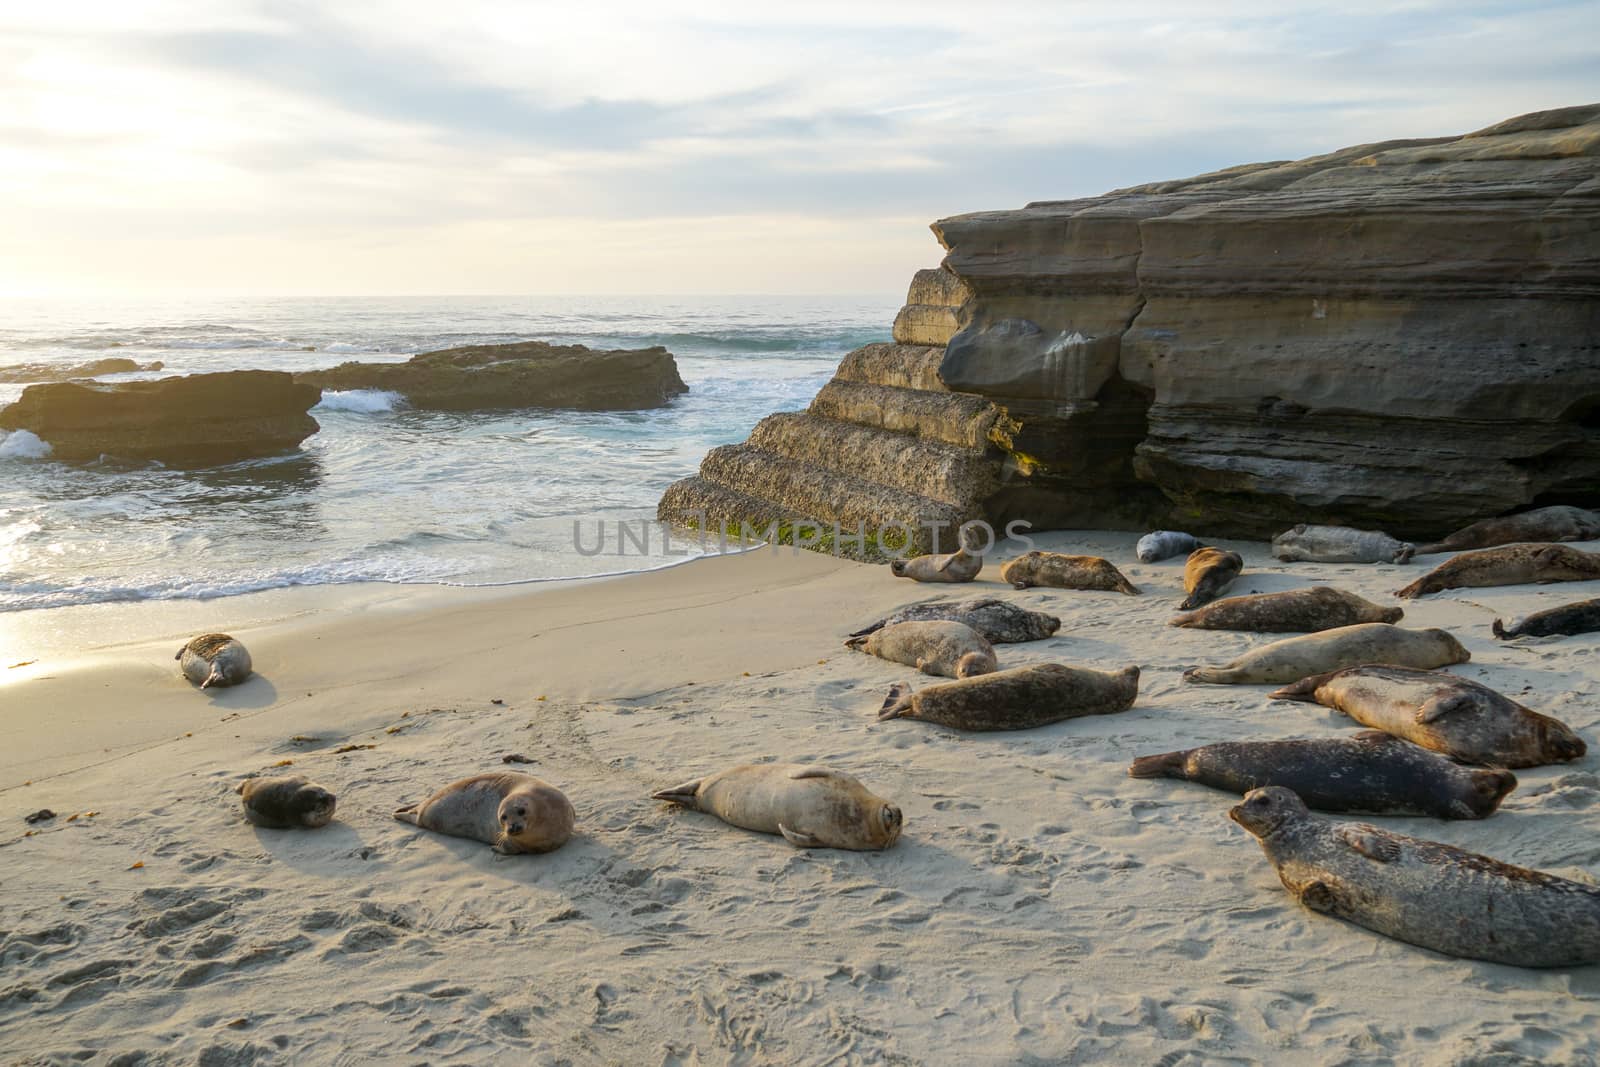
[298,341,687,411]
[0,357,164,383]
[664,104,1600,545]
[0,370,321,466]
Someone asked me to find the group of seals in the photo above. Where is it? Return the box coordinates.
[177,633,252,689]
[878,663,1139,732]
[846,620,997,679]
[653,764,902,850]
[1000,551,1140,595]
[1169,586,1401,633]
[1395,543,1600,599]
[1183,623,1469,685]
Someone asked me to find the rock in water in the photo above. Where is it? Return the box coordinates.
[0,357,164,384]
[0,371,320,466]
[297,340,687,411]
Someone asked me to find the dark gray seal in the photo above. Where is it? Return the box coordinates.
[1129,732,1515,819]
[1414,505,1600,556]
[1136,530,1203,563]
[1396,543,1600,599]
[1271,524,1415,564]
[878,662,1139,731]
[1169,586,1402,633]
[1180,547,1243,610]
[176,633,252,689]
[848,596,1060,644]
[1493,597,1600,640]
[236,776,337,829]
[1230,786,1600,967]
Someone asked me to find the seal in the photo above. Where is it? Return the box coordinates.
[1000,551,1139,595]
[1168,586,1403,633]
[889,531,984,583]
[1136,530,1203,563]
[1128,732,1515,819]
[236,775,337,828]
[1414,505,1600,556]
[845,620,997,679]
[652,763,901,850]
[1494,596,1600,640]
[848,596,1060,644]
[1179,547,1243,610]
[176,633,252,689]
[878,662,1139,731]
[1269,664,1587,768]
[394,772,574,854]
[1229,786,1600,967]
[1395,543,1600,599]
[1272,524,1415,564]
[1182,623,1469,685]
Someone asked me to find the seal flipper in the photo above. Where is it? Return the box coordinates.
[200,666,224,690]
[1491,618,1511,640]
[1299,880,1339,913]
[847,620,885,639]
[392,803,420,825]
[1267,670,1342,702]
[844,635,869,651]
[1127,751,1190,779]
[1416,692,1474,725]
[1336,825,1401,863]
[778,823,823,848]
[788,767,844,781]
[878,682,915,720]
[651,779,705,806]
[936,552,961,573]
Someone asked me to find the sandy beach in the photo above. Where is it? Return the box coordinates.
[2,530,1598,1064]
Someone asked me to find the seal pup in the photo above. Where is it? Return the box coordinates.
[1136,530,1203,563]
[848,596,1060,644]
[236,776,337,829]
[1269,664,1587,768]
[1179,547,1243,610]
[1494,597,1600,640]
[845,620,997,679]
[1414,505,1600,556]
[1129,733,1515,819]
[1230,786,1600,967]
[1272,524,1415,564]
[1000,551,1139,595]
[1169,586,1403,633]
[652,763,901,850]
[888,528,984,583]
[176,633,252,689]
[1183,623,1469,685]
[1395,543,1600,599]
[394,772,574,855]
[878,662,1139,731]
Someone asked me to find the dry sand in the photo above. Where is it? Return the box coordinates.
[2,531,1599,1065]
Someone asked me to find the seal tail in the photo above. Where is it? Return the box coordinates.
[1127,751,1189,779]
[1168,610,1198,628]
[1182,666,1230,684]
[1491,618,1511,640]
[1116,575,1141,596]
[392,804,420,825]
[651,779,703,807]
[846,620,885,639]
[1393,576,1429,599]
[878,682,915,720]
[844,635,869,651]
[1394,544,1416,564]
[200,666,224,689]
[1266,670,1339,702]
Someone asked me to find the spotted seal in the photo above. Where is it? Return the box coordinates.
[176,633,252,689]
[848,596,1060,644]
[1272,524,1415,564]
[1136,530,1203,563]
[878,662,1139,731]
[236,776,337,828]
[1182,624,1469,685]
[1395,543,1600,599]
[653,763,901,850]
[1180,547,1243,610]
[394,772,574,854]
[1000,551,1139,595]
[1493,597,1600,640]
[1169,586,1402,633]
[845,620,997,679]
[1414,505,1600,556]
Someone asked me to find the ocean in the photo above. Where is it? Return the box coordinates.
[0,295,899,613]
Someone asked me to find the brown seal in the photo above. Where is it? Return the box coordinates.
[1414,505,1600,556]
[1269,664,1586,768]
[1000,551,1139,595]
[878,662,1139,731]
[889,541,983,583]
[1230,786,1600,967]
[394,772,574,854]
[1179,547,1243,610]
[652,763,901,850]
[1395,543,1600,599]
[845,620,997,679]
[1493,597,1600,640]
[1183,623,1469,685]
[1169,586,1403,633]
[176,633,252,689]
[1129,732,1514,819]
[236,776,337,828]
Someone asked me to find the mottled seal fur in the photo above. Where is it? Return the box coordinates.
[652,763,901,850]
[1136,530,1203,563]
[1129,733,1515,819]
[1272,524,1415,564]
[1183,623,1469,685]
[176,633,252,689]
[848,596,1060,644]
[1180,547,1243,610]
[845,620,997,679]
[878,662,1139,731]
[236,776,337,828]
[1269,664,1587,768]
[394,772,574,854]
[1396,543,1600,599]
[1000,551,1139,595]
[889,543,983,583]
[1230,786,1600,967]
[1414,505,1600,556]
[1169,586,1403,633]
[1493,597,1600,640]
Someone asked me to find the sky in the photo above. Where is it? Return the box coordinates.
[2,1,1597,296]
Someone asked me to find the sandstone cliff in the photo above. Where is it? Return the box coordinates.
[661,104,1600,544]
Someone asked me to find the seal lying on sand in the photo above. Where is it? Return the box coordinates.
[846,620,997,679]
[1136,530,1202,563]
[236,776,337,828]
[395,772,574,854]
[848,597,1060,644]
[878,662,1139,731]
[176,633,252,689]
[1493,597,1600,640]
[1000,551,1139,595]
[889,539,983,583]
[1272,524,1415,564]
[1169,586,1401,633]
[1180,547,1243,610]
[1183,623,1468,685]
[1269,664,1587,768]
[652,764,901,850]
[1395,543,1600,599]
[1129,733,1515,819]
[1414,505,1600,556]
[1230,786,1600,967]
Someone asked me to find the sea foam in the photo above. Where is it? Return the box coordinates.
[0,430,52,460]
[315,389,405,414]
